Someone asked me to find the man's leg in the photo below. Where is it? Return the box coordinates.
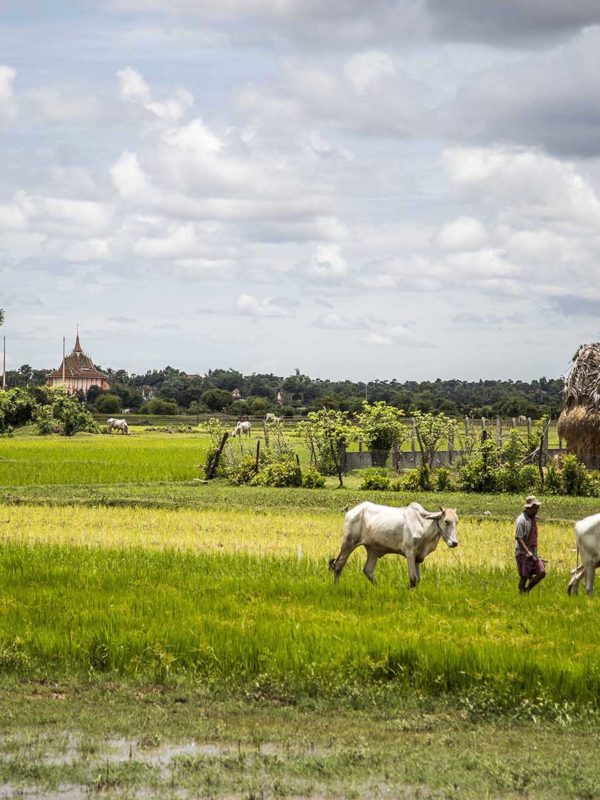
[526,568,546,592]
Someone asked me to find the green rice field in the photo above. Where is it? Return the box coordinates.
[0,430,599,798]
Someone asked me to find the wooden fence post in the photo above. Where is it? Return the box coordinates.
[206,432,229,480]
[496,416,502,446]
[255,439,261,474]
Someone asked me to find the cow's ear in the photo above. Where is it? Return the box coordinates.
[425,511,444,520]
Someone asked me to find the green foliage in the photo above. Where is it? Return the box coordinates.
[358,401,407,454]
[459,438,501,493]
[301,467,326,488]
[255,456,302,488]
[140,398,179,415]
[399,464,433,492]
[33,388,97,436]
[227,455,259,486]
[434,466,454,492]
[299,409,357,480]
[96,393,123,414]
[519,465,540,493]
[545,458,563,494]
[359,468,391,491]
[561,456,596,497]
[200,388,232,412]
[202,417,229,448]
[0,388,37,432]
[412,411,456,468]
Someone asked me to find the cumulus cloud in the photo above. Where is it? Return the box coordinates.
[239,53,430,139]
[304,243,347,283]
[117,66,194,123]
[236,294,298,318]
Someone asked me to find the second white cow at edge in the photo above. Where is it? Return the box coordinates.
[329,501,459,589]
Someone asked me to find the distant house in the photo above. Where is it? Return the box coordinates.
[232,388,242,400]
[141,385,156,401]
[47,333,110,395]
[276,390,285,406]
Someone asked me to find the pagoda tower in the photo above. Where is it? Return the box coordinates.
[47,331,110,395]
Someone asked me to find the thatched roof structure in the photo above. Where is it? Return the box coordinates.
[557,343,600,457]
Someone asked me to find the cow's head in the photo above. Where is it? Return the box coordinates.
[426,507,459,548]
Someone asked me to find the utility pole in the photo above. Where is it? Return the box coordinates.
[62,336,66,386]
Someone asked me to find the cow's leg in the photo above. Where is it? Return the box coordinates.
[329,541,358,583]
[567,564,585,595]
[406,553,418,589]
[362,549,379,585]
[585,559,597,596]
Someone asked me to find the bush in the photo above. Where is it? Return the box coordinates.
[434,466,454,492]
[545,458,563,494]
[302,467,326,488]
[399,464,433,491]
[96,393,123,414]
[140,398,179,415]
[458,439,500,493]
[358,468,391,491]
[227,455,258,485]
[255,458,302,488]
[519,465,540,493]
[562,455,594,496]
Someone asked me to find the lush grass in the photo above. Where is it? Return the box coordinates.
[1,478,599,522]
[0,432,211,485]
[0,505,593,705]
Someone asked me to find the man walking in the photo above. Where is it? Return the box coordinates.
[515,495,546,593]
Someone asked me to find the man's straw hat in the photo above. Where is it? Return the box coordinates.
[524,495,542,509]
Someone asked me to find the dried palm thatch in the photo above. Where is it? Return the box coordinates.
[558,343,600,456]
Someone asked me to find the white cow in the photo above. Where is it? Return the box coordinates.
[329,501,459,589]
[265,413,281,423]
[232,420,252,437]
[567,513,600,596]
[107,417,129,435]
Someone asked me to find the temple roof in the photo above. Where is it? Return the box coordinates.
[47,334,109,381]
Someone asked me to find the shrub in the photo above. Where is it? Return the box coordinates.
[545,458,563,494]
[358,468,391,491]
[227,455,259,485]
[255,458,302,488]
[302,467,326,488]
[458,439,500,493]
[561,455,594,497]
[96,393,123,414]
[434,466,454,492]
[519,465,540,493]
[140,398,179,415]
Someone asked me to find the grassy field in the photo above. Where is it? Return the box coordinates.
[0,430,599,798]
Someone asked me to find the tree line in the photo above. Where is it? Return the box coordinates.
[4,364,563,418]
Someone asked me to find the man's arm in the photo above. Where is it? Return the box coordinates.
[516,518,534,558]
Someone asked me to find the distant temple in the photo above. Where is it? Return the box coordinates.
[47,332,110,395]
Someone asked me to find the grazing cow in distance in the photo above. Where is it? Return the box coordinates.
[517,415,528,424]
[232,420,252,437]
[107,417,129,435]
[567,513,600,596]
[265,412,281,424]
[329,501,459,589]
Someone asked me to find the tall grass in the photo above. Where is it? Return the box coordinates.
[0,504,594,705]
[0,541,597,704]
[0,434,210,485]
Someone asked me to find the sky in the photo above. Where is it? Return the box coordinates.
[2,0,600,381]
